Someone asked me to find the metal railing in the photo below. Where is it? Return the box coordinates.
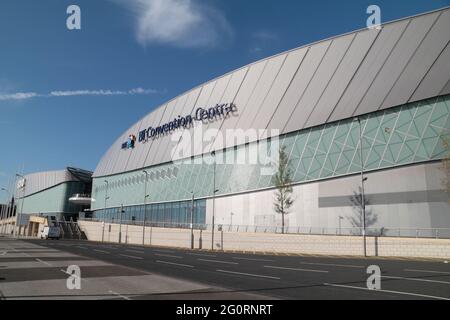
[78,218,450,239]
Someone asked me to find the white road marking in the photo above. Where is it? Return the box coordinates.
[198,259,238,265]
[35,258,52,267]
[119,254,143,260]
[404,269,450,275]
[265,265,329,273]
[300,262,364,269]
[93,249,110,254]
[125,249,144,254]
[383,275,450,285]
[323,283,450,300]
[156,260,194,268]
[155,253,183,259]
[109,290,131,300]
[0,251,7,256]
[216,269,281,280]
[153,249,177,254]
[232,257,274,262]
[187,253,217,258]
[76,246,88,250]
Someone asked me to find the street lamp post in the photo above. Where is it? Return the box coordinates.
[1,188,11,235]
[143,170,149,246]
[102,180,109,243]
[211,151,219,251]
[355,117,367,257]
[119,204,124,244]
[15,174,26,238]
[190,192,195,249]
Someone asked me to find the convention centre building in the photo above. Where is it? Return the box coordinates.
[88,8,450,237]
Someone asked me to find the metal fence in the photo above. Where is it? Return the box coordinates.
[78,218,450,239]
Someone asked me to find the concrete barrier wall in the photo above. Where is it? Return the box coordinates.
[78,220,450,259]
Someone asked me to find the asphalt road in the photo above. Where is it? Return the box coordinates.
[1,237,450,300]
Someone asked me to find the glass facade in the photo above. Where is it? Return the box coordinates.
[92,199,206,227]
[91,95,449,212]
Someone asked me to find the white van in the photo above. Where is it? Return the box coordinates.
[40,226,61,240]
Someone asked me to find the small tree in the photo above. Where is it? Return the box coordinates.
[441,137,450,205]
[273,146,294,234]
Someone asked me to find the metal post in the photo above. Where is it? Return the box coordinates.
[190,193,195,249]
[15,174,26,238]
[119,204,123,244]
[143,170,149,246]
[211,151,216,251]
[103,180,109,243]
[356,118,367,257]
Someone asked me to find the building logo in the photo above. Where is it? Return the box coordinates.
[121,134,136,150]
[121,103,237,150]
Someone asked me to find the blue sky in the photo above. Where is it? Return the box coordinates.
[0,0,449,201]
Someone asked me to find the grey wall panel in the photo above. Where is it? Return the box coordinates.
[221,61,267,149]
[383,11,449,108]
[208,67,249,153]
[234,54,286,134]
[146,96,188,167]
[441,79,450,96]
[103,120,140,177]
[411,42,450,102]
[328,22,409,122]
[192,76,232,158]
[153,92,192,167]
[131,105,168,171]
[21,170,73,198]
[125,107,166,172]
[253,49,307,139]
[111,120,144,175]
[268,41,330,134]
[305,30,378,128]
[170,87,203,163]
[145,98,183,167]
[356,12,439,115]
[285,34,354,133]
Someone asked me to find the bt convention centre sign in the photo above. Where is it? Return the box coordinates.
[122,103,237,150]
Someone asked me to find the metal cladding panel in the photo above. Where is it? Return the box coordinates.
[285,34,354,133]
[170,87,203,161]
[20,170,71,198]
[193,74,231,160]
[145,98,181,167]
[125,107,165,172]
[146,97,187,167]
[208,67,248,152]
[155,92,192,167]
[220,61,267,149]
[441,79,450,96]
[327,21,409,122]
[234,54,286,135]
[305,30,379,128]
[103,122,139,177]
[254,49,307,139]
[356,13,439,115]
[382,11,449,108]
[111,119,143,175]
[93,147,113,177]
[412,42,450,102]
[269,41,330,134]
[130,105,168,171]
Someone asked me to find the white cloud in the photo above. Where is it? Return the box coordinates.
[117,0,232,48]
[0,92,39,101]
[0,88,160,101]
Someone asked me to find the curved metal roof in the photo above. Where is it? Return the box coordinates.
[94,7,450,178]
[17,168,93,198]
